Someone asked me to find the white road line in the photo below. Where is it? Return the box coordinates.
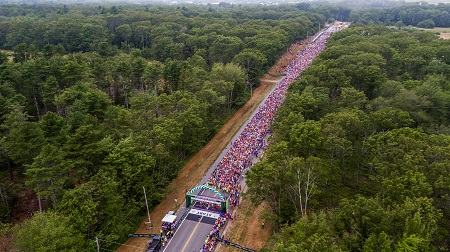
[162,215,187,252]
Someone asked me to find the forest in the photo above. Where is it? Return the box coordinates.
[247,24,450,251]
[1,1,450,251]
[0,3,335,251]
[348,2,450,28]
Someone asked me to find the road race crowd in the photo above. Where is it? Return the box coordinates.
[198,24,343,252]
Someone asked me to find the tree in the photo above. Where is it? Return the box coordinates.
[335,196,387,250]
[208,62,246,109]
[381,170,432,205]
[60,56,90,87]
[13,43,28,63]
[163,59,185,93]
[417,19,435,29]
[363,232,392,252]
[274,212,342,252]
[54,81,111,121]
[13,211,89,251]
[0,52,8,65]
[338,86,368,110]
[25,144,73,207]
[232,48,267,85]
[395,234,428,252]
[104,136,155,195]
[369,107,413,133]
[179,66,207,93]
[336,52,387,99]
[144,60,163,98]
[39,111,66,144]
[208,35,243,63]
[288,156,323,216]
[42,76,59,113]
[63,124,113,180]
[4,119,44,167]
[116,24,132,51]
[246,141,292,221]
[57,182,99,237]
[289,120,324,157]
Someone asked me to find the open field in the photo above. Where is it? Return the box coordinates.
[415,27,450,39]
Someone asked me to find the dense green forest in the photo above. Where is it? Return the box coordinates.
[247,24,450,251]
[1,1,450,251]
[349,2,450,28]
[0,3,337,251]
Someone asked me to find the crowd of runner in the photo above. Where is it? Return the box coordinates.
[201,213,230,252]
[199,24,343,252]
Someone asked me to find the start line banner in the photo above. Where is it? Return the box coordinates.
[189,209,220,219]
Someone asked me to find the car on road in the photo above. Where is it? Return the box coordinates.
[146,235,161,252]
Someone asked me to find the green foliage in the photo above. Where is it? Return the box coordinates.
[289,120,324,157]
[5,3,450,251]
[55,81,111,122]
[248,24,450,251]
[104,136,155,194]
[13,211,90,252]
[2,5,326,248]
[25,144,74,207]
[417,19,436,29]
[349,4,450,27]
[363,232,392,252]
[4,117,45,166]
[274,212,341,252]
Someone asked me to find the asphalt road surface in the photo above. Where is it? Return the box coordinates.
[156,23,344,252]
[163,212,217,252]
[161,78,283,252]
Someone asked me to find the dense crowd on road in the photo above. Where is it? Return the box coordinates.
[201,212,230,252]
[200,24,342,252]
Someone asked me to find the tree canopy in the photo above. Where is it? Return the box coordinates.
[247,24,450,251]
[0,3,328,250]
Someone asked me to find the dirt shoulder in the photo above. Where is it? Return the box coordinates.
[116,42,307,252]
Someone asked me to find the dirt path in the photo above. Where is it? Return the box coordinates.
[116,42,308,252]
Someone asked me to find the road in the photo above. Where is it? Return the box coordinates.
[163,212,217,252]
[159,23,345,252]
[161,78,282,252]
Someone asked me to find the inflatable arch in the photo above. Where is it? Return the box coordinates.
[187,184,224,201]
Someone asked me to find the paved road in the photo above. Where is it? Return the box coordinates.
[163,212,217,252]
[161,79,281,252]
[155,23,345,252]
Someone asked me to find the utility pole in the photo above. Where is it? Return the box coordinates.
[143,187,152,227]
[250,82,253,107]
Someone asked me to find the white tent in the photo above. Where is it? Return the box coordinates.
[161,214,176,223]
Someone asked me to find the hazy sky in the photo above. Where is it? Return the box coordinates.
[3,0,450,4]
[408,0,450,3]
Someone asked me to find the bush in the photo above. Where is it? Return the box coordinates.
[417,19,435,29]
